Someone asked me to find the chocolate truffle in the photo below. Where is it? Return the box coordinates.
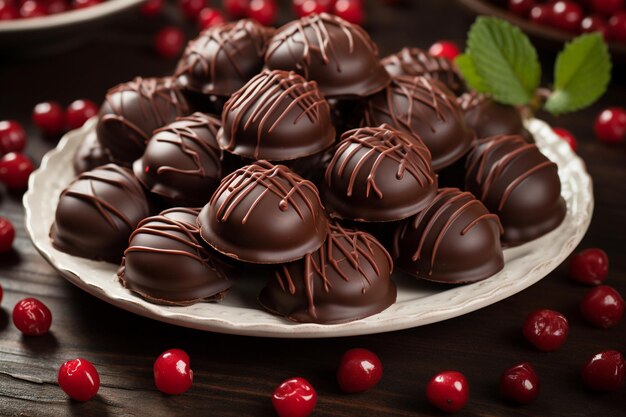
[96,77,190,167]
[198,161,329,264]
[265,13,390,98]
[160,206,201,231]
[458,92,534,143]
[175,19,273,97]
[118,214,232,306]
[134,112,222,206]
[259,223,396,324]
[321,125,438,222]
[395,188,504,284]
[465,135,566,246]
[362,76,475,171]
[382,47,465,95]
[73,130,110,174]
[218,70,335,161]
[50,164,151,263]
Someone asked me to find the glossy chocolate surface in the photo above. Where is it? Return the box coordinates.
[395,188,504,284]
[265,13,390,98]
[50,164,151,263]
[73,130,110,174]
[362,76,475,171]
[96,77,190,167]
[321,125,438,222]
[134,112,222,206]
[175,19,273,97]
[465,135,566,246]
[259,223,396,324]
[218,70,335,161]
[198,161,329,264]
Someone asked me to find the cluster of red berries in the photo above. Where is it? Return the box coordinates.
[0,0,102,21]
[0,120,33,192]
[506,0,626,42]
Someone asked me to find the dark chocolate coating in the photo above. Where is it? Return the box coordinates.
[218,70,336,161]
[73,130,110,174]
[118,214,232,306]
[50,164,151,263]
[465,135,566,246]
[382,47,465,95]
[321,125,438,222]
[395,188,504,284]
[133,112,222,207]
[362,76,475,171]
[458,92,534,143]
[259,223,396,324]
[265,13,390,99]
[198,161,329,264]
[160,206,201,231]
[175,19,273,97]
[96,77,190,167]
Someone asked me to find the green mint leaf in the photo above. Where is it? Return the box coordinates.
[454,53,490,93]
[545,33,612,115]
[466,16,541,106]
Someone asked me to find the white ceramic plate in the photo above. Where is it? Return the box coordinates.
[24,118,593,338]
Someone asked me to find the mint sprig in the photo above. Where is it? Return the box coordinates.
[454,53,489,94]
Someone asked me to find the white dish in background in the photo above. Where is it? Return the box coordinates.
[24,117,593,338]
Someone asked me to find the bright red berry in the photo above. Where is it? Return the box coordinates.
[198,7,225,29]
[153,349,193,395]
[272,377,317,417]
[580,285,624,328]
[580,15,609,38]
[569,248,609,285]
[32,101,65,136]
[608,12,626,42]
[552,127,577,152]
[224,0,249,18]
[178,0,205,20]
[0,1,19,20]
[20,0,46,17]
[58,358,100,402]
[46,0,68,14]
[582,350,625,391]
[65,99,98,130]
[248,0,277,25]
[337,348,382,393]
[0,152,34,190]
[428,40,460,61]
[529,4,553,25]
[508,0,536,17]
[12,298,52,336]
[522,309,569,352]
[154,27,185,60]
[551,1,584,32]
[72,0,101,9]
[0,120,26,155]
[594,107,626,144]
[499,362,540,404]
[0,216,15,253]
[140,0,163,16]
[333,0,364,25]
[426,370,469,413]
[589,0,625,16]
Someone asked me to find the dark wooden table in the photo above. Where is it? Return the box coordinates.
[1,1,625,416]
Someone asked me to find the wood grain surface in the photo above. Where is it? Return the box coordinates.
[1,1,625,416]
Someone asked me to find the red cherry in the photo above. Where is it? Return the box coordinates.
[20,0,46,18]
[608,11,626,42]
[426,370,469,412]
[32,101,65,136]
[582,350,625,391]
[522,309,569,351]
[12,298,52,336]
[297,0,333,16]
[0,120,26,155]
[569,248,609,285]
[0,152,34,190]
[58,358,100,401]
[529,4,553,25]
[272,377,317,417]
[551,1,584,32]
[153,349,193,395]
[72,0,101,9]
[428,40,460,61]
[552,127,577,152]
[46,0,68,14]
[197,7,225,29]
[499,362,540,404]
[154,26,185,60]
[248,0,276,25]
[178,0,205,20]
[333,0,364,25]
[140,0,163,16]
[508,0,536,17]
[224,0,249,18]
[65,99,98,130]
[594,107,626,144]
[337,348,382,393]
[580,285,624,328]
[0,1,19,19]
[588,0,624,16]
[580,15,609,38]
[0,216,15,253]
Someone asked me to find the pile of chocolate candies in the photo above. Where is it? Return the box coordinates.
[51,13,568,325]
